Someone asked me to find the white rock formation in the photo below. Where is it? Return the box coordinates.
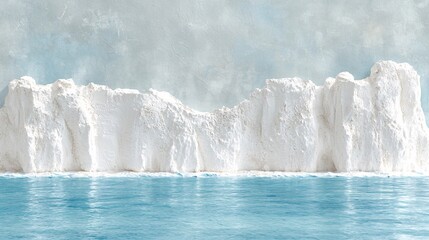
[0,61,428,173]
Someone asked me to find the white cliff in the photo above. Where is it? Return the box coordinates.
[0,61,428,173]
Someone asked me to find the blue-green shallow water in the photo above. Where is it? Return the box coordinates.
[1,175,429,239]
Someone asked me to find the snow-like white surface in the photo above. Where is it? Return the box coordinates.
[0,61,428,173]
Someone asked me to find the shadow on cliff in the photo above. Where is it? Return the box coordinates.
[0,85,8,107]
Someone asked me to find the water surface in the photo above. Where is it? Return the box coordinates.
[1,175,428,239]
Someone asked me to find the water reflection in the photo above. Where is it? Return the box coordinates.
[85,177,103,238]
[1,176,429,239]
[26,178,49,239]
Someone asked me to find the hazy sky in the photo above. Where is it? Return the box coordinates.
[1,0,429,116]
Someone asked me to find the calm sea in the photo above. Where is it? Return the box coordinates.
[1,174,428,239]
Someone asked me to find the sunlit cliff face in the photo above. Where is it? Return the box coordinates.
[1,0,429,118]
[1,61,428,173]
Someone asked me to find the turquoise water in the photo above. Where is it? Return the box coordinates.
[1,175,429,239]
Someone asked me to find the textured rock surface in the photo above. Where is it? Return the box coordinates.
[0,61,428,173]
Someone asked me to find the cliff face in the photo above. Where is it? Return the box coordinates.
[0,61,428,173]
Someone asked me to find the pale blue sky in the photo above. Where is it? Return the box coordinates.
[1,0,428,116]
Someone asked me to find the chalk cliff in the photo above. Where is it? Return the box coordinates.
[0,61,427,173]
